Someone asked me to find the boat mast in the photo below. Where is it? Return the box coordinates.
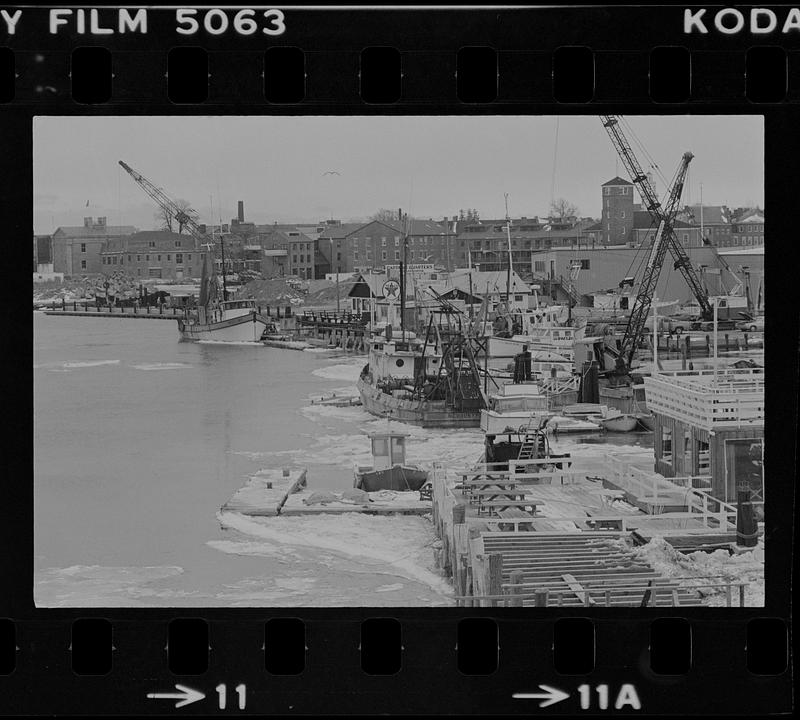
[400,211,408,342]
[504,193,513,308]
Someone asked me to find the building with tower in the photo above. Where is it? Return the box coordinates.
[599,176,635,245]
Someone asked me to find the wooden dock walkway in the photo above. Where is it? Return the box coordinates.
[431,454,750,607]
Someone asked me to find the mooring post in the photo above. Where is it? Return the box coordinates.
[705,334,710,356]
[510,569,524,607]
[685,334,691,359]
[487,553,503,607]
[681,346,687,370]
[744,332,748,348]
[534,590,549,607]
[724,333,729,352]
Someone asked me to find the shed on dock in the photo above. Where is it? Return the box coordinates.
[644,368,764,506]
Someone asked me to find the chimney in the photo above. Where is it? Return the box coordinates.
[84,217,92,227]
[237,201,244,223]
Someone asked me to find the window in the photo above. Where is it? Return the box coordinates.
[120,257,124,265]
[292,255,297,263]
[149,241,155,248]
[381,238,386,246]
[395,250,400,260]
[80,243,86,253]
[167,254,171,261]
[157,255,161,261]
[603,187,610,195]
[580,259,590,269]
[366,249,372,259]
[534,261,545,272]
[175,240,181,248]
[623,186,630,194]
[187,267,192,275]
[394,237,399,246]
[661,426,672,464]
[724,439,764,503]
[176,253,183,264]
[382,251,387,261]
[620,210,625,218]
[146,254,150,261]
[137,268,141,276]
[80,260,86,269]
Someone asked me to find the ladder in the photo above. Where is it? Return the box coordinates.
[517,435,541,460]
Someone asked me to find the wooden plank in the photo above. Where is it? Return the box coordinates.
[561,573,596,606]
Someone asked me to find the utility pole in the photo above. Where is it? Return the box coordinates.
[504,193,513,307]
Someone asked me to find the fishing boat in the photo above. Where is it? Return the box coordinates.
[354,428,429,493]
[357,325,485,428]
[357,253,487,427]
[177,253,271,342]
[480,382,551,435]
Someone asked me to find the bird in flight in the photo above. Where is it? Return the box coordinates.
[322,171,341,176]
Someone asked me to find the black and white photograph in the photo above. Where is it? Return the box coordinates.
[33,114,765,608]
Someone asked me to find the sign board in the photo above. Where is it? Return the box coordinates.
[382,280,400,301]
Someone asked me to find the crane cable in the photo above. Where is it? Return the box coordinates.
[550,117,560,207]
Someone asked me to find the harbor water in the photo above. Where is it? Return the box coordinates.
[33,312,652,607]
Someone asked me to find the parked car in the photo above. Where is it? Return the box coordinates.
[737,316,765,332]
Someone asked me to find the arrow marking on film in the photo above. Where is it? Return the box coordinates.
[512,684,570,708]
[146,684,205,708]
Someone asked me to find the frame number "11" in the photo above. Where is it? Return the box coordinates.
[215,684,246,710]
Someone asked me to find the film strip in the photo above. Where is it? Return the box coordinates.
[2,3,796,716]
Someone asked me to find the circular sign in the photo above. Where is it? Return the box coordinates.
[382,280,400,300]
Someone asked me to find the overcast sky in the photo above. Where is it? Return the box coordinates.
[33,115,763,235]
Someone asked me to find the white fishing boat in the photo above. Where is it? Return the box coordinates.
[177,253,271,342]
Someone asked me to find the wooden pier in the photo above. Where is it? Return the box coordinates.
[431,454,752,607]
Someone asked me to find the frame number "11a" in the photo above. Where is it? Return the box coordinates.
[215,684,246,710]
[577,684,641,710]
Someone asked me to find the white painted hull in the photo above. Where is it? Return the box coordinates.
[178,311,271,343]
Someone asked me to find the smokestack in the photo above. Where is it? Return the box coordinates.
[237,201,244,223]
[398,208,402,221]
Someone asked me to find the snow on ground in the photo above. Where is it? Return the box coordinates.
[627,537,765,606]
[215,510,453,600]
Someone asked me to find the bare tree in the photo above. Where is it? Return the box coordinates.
[370,208,399,223]
[154,199,199,233]
[548,198,579,222]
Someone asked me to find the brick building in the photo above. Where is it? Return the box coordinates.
[100,230,209,280]
[52,217,138,276]
[461,217,598,275]
[598,176,635,245]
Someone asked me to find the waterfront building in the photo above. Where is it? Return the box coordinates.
[458,217,597,275]
[100,230,208,280]
[530,245,763,305]
[643,368,764,505]
[52,217,138,277]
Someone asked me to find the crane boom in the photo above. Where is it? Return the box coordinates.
[617,151,693,369]
[600,116,713,321]
[118,160,206,240]
[118,160,229,300]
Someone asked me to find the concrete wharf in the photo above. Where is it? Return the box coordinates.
[431,453,751,607]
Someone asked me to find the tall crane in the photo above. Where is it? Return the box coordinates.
[118,160,229,300]
[599,116,713,374]
[600,116,713,321]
